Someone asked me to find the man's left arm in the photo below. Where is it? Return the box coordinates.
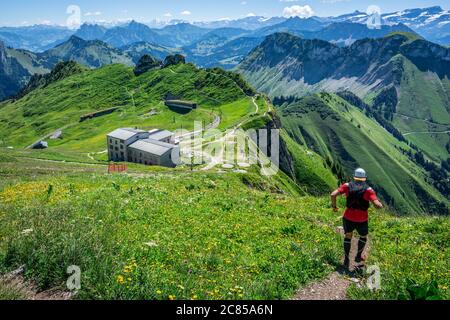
[373,199,383,209]
[367,190,383,209]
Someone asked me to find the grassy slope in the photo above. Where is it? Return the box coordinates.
[393,57,450,161]
[5,48,49,75]
[238,96,337,196]
[281,131,338,195]
[239,50,450,163]
[0,155,341,300]
[0,63,252,152]
[0,154,448,300]
[280,93,448,215]
[386,56,450,161]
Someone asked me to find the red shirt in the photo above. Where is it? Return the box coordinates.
[338,183,378,223]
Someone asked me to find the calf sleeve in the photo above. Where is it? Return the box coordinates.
[344,238,352,260]
[356,237,367,260]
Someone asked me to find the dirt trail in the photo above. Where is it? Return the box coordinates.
[0,267,72,300]
[294,229,371,300]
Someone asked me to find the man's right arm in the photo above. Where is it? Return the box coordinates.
[331,189,341,212]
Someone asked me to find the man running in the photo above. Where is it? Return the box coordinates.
[331,168,383,270]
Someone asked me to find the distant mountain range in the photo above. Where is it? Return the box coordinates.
[0,25,73,52]
[0,20,417,100]
[1,6,449,100]
[1,6,448,53]
[324,6,450,45]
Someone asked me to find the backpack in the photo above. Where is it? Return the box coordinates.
[346,182,370,211]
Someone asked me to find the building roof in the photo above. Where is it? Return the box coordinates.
[107,128,145,141]
[148,130,173,142]
[128,139,175,156]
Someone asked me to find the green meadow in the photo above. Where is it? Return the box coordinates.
[0,153,448,300]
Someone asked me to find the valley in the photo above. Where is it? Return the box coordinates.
[237,32,450,214]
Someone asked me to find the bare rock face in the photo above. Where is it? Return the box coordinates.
[163,54,186,67]
[134,54,161,76]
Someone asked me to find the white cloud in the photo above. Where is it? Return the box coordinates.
[283,5,314,18]
[181,10,192,16]
[247,13,256,17]
[163,12,173,18]
[321,0,350,3]
[85,11,102,17]
[280,0,300,2]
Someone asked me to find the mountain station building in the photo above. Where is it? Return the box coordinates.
[107,128,179,168]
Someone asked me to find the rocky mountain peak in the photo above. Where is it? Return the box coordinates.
[67,35,86,45]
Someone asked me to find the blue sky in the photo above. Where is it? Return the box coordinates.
[0,0,448,26]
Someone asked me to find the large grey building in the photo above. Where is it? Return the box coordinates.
[107,128,179,168]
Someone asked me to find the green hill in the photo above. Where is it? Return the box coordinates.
[0,36,135,100]
[0,61,252,153]
[276,93,449,215]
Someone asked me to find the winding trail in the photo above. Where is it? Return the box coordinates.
[87,149,108,161]
[403,130,450,136]
[395,113,449,126]
[294,228,371,300]
[251,96,259,115]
